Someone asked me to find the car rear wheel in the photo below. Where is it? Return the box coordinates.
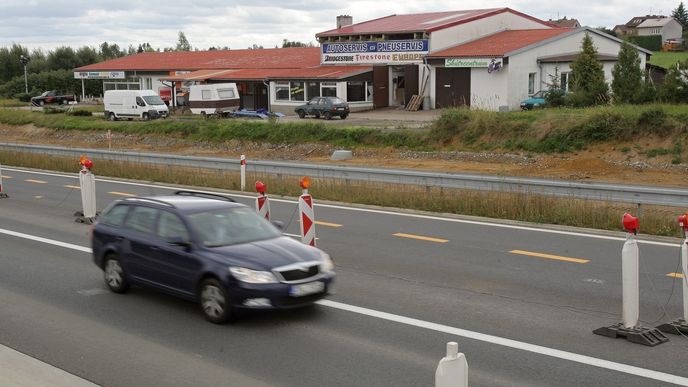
[323,111,332,120]
[104,256,129,293]
[108,112,117,121]
[340,114,348,119]
[297,110,306,119]
[142,112,150,121]
[199,278,232,324]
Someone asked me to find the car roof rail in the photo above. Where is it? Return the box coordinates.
[174,190,236,202]
[123,197,177,208]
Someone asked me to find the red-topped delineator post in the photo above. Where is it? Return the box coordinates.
[0,162,8,198]
[298,176,316,246]
[593,213,669,346]
[75,155,97,224]
[657,212,688,335]
[255,181,270,220]
[240,155,246,191]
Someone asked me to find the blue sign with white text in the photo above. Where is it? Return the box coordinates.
[322,40,429,54]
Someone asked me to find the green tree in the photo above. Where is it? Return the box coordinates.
[281,39,314,48]
[658,60,688,103]
[75,46,99,68]
[0,44,29,83]
[672,2,688,29]
[47,46,78,71]
[611,41,642,103]
[595,26,617,37]
[568,33,609,106]
[175,31,192,51]
[637,70,658,103]
[545,66,566,107]
[99,42,124,60]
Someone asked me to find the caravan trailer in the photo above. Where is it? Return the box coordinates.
[189,83,240,116]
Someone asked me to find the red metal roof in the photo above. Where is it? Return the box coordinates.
[317,8,554,37]
[75,47,321,72]
[160,66,371,81]
[428,28,573,58]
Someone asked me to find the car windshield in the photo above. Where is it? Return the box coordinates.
[187,207,281,247]
[532,91,546,98]
[142,95,165,105]
[326,97,345,104]
[41,91,51,96]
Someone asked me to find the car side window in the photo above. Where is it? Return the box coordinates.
[157,211,190,241]
[309,97,319,104]
[123,206,160,234]
[100,204,130,227]
[318,98,327,105]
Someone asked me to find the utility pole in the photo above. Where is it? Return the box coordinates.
[19,55,30,93]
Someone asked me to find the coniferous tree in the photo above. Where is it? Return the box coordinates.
[568,33,609,106]
[175,32,192,51]
[611,41,642,103]
[672,2,688,29]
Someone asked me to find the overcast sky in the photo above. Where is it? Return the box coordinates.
[1,0,682,51]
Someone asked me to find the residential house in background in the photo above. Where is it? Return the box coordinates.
[614,15,683,42]
[548,17,581,28]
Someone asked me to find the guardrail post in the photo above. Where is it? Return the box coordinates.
[435,342,467,387]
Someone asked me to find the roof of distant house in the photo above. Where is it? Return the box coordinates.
[549,17,581,28]
[428,28,573,58]
[637,17,676,28]
[316,8,555,37]
[623,15,668,27]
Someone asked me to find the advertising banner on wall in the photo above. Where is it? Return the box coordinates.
[73,71,126,79]
[444,58,498,68]
[321,40,428,64]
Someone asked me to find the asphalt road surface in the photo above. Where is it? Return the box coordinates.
[1,166,687,386]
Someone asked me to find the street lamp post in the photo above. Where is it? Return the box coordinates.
[19,55,30,94]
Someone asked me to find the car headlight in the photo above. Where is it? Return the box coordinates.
[229,267,278,284]
[534,103,540,107]
[320,251,335,273]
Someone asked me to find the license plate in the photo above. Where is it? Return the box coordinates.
[289,281,324,297]
[337,107,344,110]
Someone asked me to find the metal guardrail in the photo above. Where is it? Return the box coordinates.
[1,142,687,207]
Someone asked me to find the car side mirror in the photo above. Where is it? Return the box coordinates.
[271,220,285,231]
[168,236,191,249]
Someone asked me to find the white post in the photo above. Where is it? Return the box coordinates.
[107,130,112,150]
[435,342,468,387]
[682,231,688,322]
[622,233,640,328]
[240,155,246,191]
[81,78,85,102]
[0,162,7,198]
[79,166,97,220]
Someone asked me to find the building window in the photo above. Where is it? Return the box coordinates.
[346,81,367,102]
[560,72,570,92]
[306,82,319,99]
[275,82,290,101]
[528,73,536,95]
[290,81,305,101]
[321,82,337,97]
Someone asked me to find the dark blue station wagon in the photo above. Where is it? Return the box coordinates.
[91,191,335,323]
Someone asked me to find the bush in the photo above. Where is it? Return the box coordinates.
[14,92,31,102]
[42,106,64,114]
[626,35,662,51]
[66,109,93,116]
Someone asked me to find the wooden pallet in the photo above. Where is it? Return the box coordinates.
[405,94,422,111]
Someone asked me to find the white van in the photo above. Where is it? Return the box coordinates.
[103,90,169,121]
[189,83,240,116]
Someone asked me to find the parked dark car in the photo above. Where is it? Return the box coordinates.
[295,96,350,120]
[31,90,76,106]
[91,191,335,324]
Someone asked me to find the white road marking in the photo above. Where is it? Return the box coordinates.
[3,167,680,248]
[77,288,108,296]
[2,226,687,385]
[317,300,688,386]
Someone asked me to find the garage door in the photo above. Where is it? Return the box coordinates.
[435,68,470,108]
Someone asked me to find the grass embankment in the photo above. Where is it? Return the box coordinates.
[0,98,28,107]
[0,150,682,237]
[649,51,688,69]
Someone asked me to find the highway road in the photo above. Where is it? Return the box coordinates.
[1,166,687,386]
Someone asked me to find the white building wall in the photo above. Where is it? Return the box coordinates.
[661,20,684,41]
[470,66,508,110]
[506,30,647,110]
[429,12,551,52]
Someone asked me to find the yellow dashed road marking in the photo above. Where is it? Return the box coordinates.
[25,179,47,184]
[315,221,343,228]
[509,250,589,264]
[667,272,684,279]
[108,191,135,197]
[393,233,448,243]
[1,175,12,179]
[64,185,81,189]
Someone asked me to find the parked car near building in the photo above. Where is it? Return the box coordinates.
[91,191,335,324]
[295,96,350,120]
[103,90,169,121]
[520,90,548,110]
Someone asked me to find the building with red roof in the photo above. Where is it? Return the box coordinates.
[74,8,651,114]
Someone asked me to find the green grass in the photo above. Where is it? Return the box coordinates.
[649,51,688,69]
[0,98,27,107]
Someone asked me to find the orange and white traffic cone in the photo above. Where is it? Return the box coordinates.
[298,177,316,246]
[255,181,270,220]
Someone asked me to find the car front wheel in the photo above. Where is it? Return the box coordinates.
[340,113,348,119]
[323,111,332,120]
[142,112,150,121]
[296,110,306,119]
[108,112,117,121]
[104,256,129,293]
[199,278,233,324]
